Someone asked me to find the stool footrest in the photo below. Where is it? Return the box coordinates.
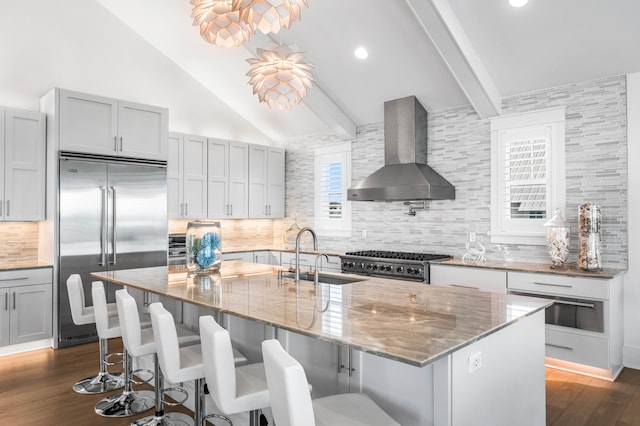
[203,413,233,426]
[131,368,154,385]
[162,387,189,406]
[104,351,124,367]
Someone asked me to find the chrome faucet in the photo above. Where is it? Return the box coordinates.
[295,227,317,282]
[314,253,329,286]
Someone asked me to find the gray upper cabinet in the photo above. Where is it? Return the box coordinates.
[248,145,284,218]
[208,139,249,219]
[0,108,46,221]
[58,89,168,161]
[168,132,207,219]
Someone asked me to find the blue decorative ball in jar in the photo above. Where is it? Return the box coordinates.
[186,221,222,272]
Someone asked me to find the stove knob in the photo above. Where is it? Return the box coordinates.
[407,267,415,274]
[372,264,379,271]
[366,264,374,270]
[385,265,393,272]
[396,266,404,273]
[416,268,423,275]
[357,263,365,269]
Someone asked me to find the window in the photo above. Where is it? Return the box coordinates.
[314,142,352,237]
[490,107,566,245]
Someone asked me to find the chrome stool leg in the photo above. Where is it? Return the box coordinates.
[132,354,194,426]
[95,349,155,417]
[73,338,124,394]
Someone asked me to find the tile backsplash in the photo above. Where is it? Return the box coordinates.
[281,75,628,269]
[0,222,40,263]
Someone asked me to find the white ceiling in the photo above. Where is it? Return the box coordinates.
[96,0,640,142]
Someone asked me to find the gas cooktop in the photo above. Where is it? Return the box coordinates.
[344,250,451,262]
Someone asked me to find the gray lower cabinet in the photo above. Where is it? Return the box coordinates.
[0,268,52,347]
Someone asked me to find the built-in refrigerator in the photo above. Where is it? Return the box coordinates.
[57,153,167,348]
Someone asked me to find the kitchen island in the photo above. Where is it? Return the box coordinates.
[92,261,551,426]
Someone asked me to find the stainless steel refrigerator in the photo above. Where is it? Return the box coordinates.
[58,153,168,348]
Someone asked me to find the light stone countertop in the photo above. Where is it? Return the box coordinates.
[92,260,551,367]
[0,260,53,271]
[437,258,626,279]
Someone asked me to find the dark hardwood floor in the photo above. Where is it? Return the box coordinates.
[2,340,640,425]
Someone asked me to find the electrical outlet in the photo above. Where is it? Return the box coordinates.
[469,232,477,242]
[468,352,482,373]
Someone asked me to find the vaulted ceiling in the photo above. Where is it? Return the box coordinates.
[97,0,640,142]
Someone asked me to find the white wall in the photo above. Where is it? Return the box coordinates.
[624,72,640,368]
[0,0,270,144]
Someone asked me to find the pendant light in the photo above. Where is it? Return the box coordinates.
[234,0,309,35]
[246,44,313,109]
[191,0,252,48]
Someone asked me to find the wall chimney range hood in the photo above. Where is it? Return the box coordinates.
[348,96,455,202]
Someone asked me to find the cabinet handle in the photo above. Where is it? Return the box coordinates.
[534,281,573,289]
[450,284,480,290]
[4,293,7,311]
[545,343,574,351]
[268,205,271,216]
[185,203,188,216]
[114,136,118,152]
[230,204,233,216]
[553,299,596,309]
[265,205,269,216]
[13,292,16,310]
[119,136,123,151]
[0,200,3,217]
[6,200,9,217]
[180,203,184,217]
[0,277,27,282]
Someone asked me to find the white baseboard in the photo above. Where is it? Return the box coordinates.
[0,338,53,356]
[623,345,640,370]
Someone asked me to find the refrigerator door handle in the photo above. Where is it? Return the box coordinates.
[99,186,107,266]
[110,186,117,266]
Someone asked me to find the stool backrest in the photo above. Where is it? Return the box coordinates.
[199,315,237,412]
[67,274,91,325]
[91,281,113,338]
[149,302,181,384]
[262,339,315,426]
[116,289,143,356]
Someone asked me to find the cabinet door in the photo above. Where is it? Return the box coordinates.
[208,139,229,218]
[118,101,168,161]
[228,142,248,218]
[59,90,118,156]
[167,133,183,219]
[182,135,207,218]
[267,148,285,218]
[0,109,5,217]
[0,289,9,346]
[249,144,268,218]
[3,109,46,221]
[10,283,52,344]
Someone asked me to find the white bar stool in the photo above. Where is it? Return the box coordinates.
[262,339,400,426]
[66,274,124,394]
[199,315,270,426]
[117,289,202,426]
[92,281,155,417]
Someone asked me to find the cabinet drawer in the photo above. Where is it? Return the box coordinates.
[545,327,609,369]
[430,264,507,293]
[0,268,52,288]
[508,272,608,299]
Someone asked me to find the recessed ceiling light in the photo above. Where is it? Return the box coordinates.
[508,0,528,7]
[354,47,368,60]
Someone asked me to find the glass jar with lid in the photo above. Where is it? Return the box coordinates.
[544,209,570,269]
[186,220,222,272]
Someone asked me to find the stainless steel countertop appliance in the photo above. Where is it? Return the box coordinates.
[169,233,186,265]
[58,152,168,348]
[341,250,451,283]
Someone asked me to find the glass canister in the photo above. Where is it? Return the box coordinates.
[186,220,222,272]
[578,202,602,271]
[544,210,570,269]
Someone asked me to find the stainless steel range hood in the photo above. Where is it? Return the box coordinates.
[348,96,455,201]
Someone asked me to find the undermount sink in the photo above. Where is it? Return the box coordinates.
[282,271,364,286]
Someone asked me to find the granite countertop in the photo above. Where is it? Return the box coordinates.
[0,260,53,271]
[438,258,626,279]
[92,260,551,367]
